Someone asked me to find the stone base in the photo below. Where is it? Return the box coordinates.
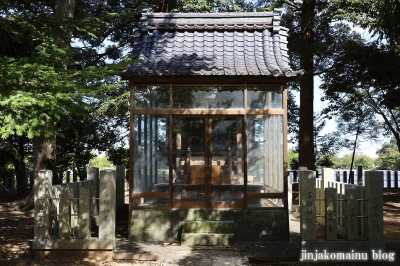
[301,240,385,252]
[368,241,386,251]
[129,209,289,242]
[181,233,234,246]
[33,238,115,250]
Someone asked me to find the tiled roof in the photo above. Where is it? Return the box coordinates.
[121,9,303,79]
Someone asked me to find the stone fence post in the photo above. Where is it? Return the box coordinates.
[99,169,116,241]
[365,171,385,250]
[59,186,71,238]
[344,185,358,240]
[317,168,335,225]
[87,167,99,223]
[299,170,316,241]
[34,170,53,239]
[325,187,337,240]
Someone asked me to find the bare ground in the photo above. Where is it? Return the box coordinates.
[1,189,399,265]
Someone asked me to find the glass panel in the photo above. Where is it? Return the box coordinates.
[211,117,244,201]
[247,115,284,193]
[172,117,205,201]
[247,198,284,208]
[247,86,282,109]
[133,115,169,194]
[173,86,244,109]
[135,86,170,109]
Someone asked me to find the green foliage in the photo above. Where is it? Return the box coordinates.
[376,0,400,44]
[333,0,400,44]
[317,154,335,168]
[107,147,129,169]
[334,154,375,170]
[375,151,400,170]
[0,1,134,175]
[288,149,299,170]
[375,138,400,170]
[172,0,248,12]
[320,36,400,152]
[89,155,116,170]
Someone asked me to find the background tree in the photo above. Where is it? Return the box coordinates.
[333,0,400,45]
[334,154,375,170]
[321,37,400,152]
[316,153,335,168]
[335,100,379,182]
[89,155,116,170]
[0,0,133,194]
[288,149,299,170]
[375,138,400,170]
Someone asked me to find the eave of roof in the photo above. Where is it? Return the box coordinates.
[120,9,304,80]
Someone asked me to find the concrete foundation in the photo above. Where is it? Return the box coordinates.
[129,209,289,242]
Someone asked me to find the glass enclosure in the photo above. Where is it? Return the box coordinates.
[247,115,284,208]
[133,114,169,206]
[172,117,206,201]
[210,117,244,202]
[247,86,282,109]
[135,86,170,109]
[173,86,244,109]
[131,85,286,209]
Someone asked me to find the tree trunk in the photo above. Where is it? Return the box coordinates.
[349,127,360,184]
[395,132,400,153]
[33,134,59,183]
[298,0,316,170]
[55,0,76,18]
[158,0,177,12]
[14,138,27,195]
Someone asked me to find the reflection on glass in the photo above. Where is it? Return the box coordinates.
[132,198,169,207]
[247,86,282,109]
[173,86,244,109]
[247,115,284,197]
[133,115,169,199]
[247,198,284,208]
[172,117,205,201]
[211,117,244,201]
[135,86,169,109]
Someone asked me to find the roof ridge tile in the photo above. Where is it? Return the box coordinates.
[121,10,303,78]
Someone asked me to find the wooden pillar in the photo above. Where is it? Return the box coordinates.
[236,118,243,182]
